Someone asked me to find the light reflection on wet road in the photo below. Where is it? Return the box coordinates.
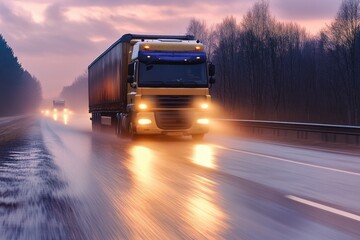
[0,115,360,239]
[0,117,83,239]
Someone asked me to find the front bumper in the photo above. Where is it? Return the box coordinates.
[134,111,209,136]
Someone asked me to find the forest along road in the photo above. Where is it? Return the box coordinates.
[0,114,359,240]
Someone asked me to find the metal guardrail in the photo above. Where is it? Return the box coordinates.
[217,119,360,145]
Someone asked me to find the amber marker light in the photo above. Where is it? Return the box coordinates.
[195,46,201,50]
[144,45,150,50]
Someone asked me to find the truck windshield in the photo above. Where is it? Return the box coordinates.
[138,62,208,88]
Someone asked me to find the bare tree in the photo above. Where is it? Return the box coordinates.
[186,0,360,126]
[186,18,216,60]
[213,16,242,116]
[324,0,360,124]
[241,0,275,119]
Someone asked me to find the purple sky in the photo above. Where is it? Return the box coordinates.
[0,0,341,99]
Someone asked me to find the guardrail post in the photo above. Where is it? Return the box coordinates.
[221,119,360,145]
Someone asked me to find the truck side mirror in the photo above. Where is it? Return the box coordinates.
[127,76,135,84]
[128,62,135,75]
[127,62,135,83]
[209,63,215,77]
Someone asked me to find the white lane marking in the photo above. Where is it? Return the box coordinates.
[286,195,360,222]
[215,145,360,177]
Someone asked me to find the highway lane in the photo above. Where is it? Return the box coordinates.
[0,114,359,239]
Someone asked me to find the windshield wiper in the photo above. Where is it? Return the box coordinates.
[182,81,206,86]
[164,80,204,87]
[141,80,165,86]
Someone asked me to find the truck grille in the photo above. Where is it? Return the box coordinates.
[155,111,193,130]
[143,95,203,108]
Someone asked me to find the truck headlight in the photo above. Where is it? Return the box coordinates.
[138,103,148,110]
[200,103,209,109]
[138,119,152,125]
[197,118,209,124]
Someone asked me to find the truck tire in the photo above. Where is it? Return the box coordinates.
[116,114,128,137]
[192,134,204,141]
[129,122,139,140]
[116,117,122,136]
[91,114,100,131]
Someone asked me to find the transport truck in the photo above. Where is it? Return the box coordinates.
[51,99,70,123]
[88,33,215,140]
[53,99,65,110]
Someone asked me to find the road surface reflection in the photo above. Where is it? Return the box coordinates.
[129,146,155,186]
[4,116,358,239]
[192,144,216,169]
[187,175,227,238]
[107,141,228,239]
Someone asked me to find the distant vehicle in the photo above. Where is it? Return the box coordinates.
[51,99,70,124]
[88,33,215,140]
[53,99,65,110]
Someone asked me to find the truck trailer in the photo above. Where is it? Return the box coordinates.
[53,99,65,110]
[88,33,215,140]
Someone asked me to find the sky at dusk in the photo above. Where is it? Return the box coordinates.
[0,0,342,99]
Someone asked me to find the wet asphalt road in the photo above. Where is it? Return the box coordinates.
[0,115,360,240]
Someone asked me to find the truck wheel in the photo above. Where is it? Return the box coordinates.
[91,114,100,131]
[116,117,122,137]
[129,123,139,140]
[116,115,128,137]
[192,134,204,141]
[92,120,97,131]
[121,115,129,137]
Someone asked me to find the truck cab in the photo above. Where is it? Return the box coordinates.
[125,39,213,140]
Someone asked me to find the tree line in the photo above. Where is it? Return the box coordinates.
[0,35,42,117]
[59,72,88,112]
[187,0,360,125]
